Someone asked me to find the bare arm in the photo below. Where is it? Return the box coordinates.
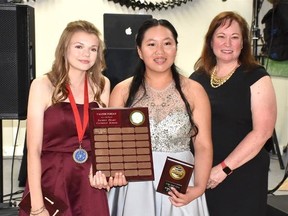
[208,76,277,188]
[169,78,213,206]
[190,80,213,193]
[100,76,110,107]
[109,78,132,107]
[225,75,277,168]
[26,76,51,213]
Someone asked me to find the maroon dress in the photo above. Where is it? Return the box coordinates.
[19,102,109,216]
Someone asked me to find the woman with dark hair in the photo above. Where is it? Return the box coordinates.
[190,11,277,216]
[108,18,212,216]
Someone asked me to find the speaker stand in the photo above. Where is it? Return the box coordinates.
[0,119,3,203]
[0,120,16,209]
[0,120,10,208]
[272,129,285,169]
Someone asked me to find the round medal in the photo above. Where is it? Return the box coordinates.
[169,165,186,180]
[73,148,88,164]
[130,110,145,126]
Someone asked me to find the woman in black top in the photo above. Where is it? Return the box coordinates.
[190,11,277,216]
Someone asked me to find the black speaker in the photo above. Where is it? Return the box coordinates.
[0,4,35,120]
[104,48,140,90]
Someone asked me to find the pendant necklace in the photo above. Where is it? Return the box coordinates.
[67,74,89,164]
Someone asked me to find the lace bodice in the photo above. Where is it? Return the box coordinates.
[132,82,192,152]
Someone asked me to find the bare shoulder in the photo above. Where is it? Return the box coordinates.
[31,75,53,91]
[109,77,133,107]
[103,76,110,87]
[181,75,206,98]
[180,75,210,111]
[29,75,53,108]
[101,75,111,93]
[111,77,133,95]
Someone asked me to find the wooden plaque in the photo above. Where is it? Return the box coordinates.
[89,107,154,181]
[157,157,194,195]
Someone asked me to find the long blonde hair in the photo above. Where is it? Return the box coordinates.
[47,20,106,107]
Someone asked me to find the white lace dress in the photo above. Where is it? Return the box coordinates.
[108,82,209,216]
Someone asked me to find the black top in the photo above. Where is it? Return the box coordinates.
[190,65,270,216]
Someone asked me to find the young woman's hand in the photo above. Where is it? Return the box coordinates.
[168,186,204,207]
[108,172,128,188]
[89,166,128,191]
[89,170,110,191]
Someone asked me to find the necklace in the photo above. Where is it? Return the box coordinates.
[66,75,89,164]
[210,65,238,88]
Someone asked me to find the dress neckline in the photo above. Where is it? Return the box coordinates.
[145,81,174,93]
[45,101,98,113]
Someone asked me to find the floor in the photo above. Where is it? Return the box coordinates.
[2,156,24,206]
[268,154,288,195]
[0,152,288,212]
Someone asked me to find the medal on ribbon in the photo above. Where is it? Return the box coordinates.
[73,145,88,164]
[67,74,89,164]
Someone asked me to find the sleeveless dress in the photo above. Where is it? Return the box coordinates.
[19,102,110,216]
[108,82,209,216]
[190,65,270,216]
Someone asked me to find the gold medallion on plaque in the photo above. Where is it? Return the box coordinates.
[169,165,186,180]
[130,110,145,126]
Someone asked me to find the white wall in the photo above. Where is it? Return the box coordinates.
[3,0,287,155]
[30,0,254,76]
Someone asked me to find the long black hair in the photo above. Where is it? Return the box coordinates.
[125,18,198,138]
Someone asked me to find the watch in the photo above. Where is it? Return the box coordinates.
[221,161,233,175]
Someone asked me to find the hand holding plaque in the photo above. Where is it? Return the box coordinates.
[157,157,194,195]
[89,107,154,182]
